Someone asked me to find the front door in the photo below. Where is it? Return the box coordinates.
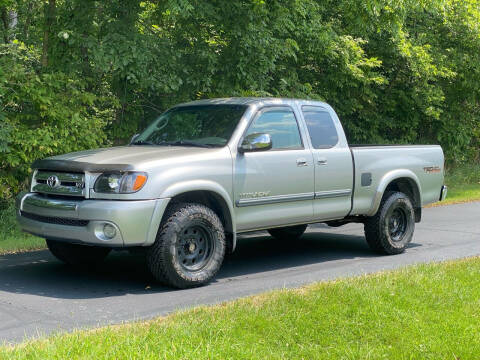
[233,106,314,231]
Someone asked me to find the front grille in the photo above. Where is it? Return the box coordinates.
[33,171,85,197]
[21,211,89,227]
[36,179,79,187]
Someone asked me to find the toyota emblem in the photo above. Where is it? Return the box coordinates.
[46,175,59,188]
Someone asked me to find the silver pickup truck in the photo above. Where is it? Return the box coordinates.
[16,98,447,288]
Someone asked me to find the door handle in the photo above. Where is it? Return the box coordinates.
[296,158,308,167]
[317,158,328,165]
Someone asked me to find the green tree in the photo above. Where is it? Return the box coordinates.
[1,0,479,200]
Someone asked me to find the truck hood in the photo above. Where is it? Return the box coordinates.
[32,145,223,172]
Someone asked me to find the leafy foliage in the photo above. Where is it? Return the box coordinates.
[0,0,479,200]
[0,42,117,198]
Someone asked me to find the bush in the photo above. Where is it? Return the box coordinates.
[0,42,118,200]
[1,0,479,200]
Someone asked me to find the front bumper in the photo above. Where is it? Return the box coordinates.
[16,192,170,247]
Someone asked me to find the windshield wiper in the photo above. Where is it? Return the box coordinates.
[133,140,222,148]
[167,141,216,148]
[131,140,155,146]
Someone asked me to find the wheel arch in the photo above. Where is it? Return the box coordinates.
[369,170,422,222]
[160,181,237,252]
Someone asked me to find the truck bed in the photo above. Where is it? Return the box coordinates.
[349,145,444,216]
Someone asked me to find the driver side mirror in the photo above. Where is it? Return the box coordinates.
[239,133,272,153]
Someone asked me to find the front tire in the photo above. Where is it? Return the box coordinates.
[146,203,226,289]
[364,191,415,254]
[46,239,111,266]
[268,224,308,241]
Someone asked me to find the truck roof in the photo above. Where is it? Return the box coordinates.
[175,97,330,108]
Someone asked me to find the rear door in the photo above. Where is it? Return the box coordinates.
[301,106,354,220]
[233,106,314,231]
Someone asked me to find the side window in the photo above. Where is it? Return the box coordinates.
[302,106,339,149]
[245,108,303,150]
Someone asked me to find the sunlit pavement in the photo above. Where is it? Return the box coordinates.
[0,202,478,343]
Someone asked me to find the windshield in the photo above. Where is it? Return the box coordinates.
[133,104,248,147]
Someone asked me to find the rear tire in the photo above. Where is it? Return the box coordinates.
[268,224,308,241]
[146,203,226,289]
[46,239,110,266]
[364,191,415,254]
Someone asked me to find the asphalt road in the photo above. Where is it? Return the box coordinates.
[0,201,479,343]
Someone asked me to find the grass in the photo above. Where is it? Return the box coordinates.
[438,163,480,205]
[0,202,45,254]
[1,257,480,359]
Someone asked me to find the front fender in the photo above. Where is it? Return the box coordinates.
[159,180,237,251]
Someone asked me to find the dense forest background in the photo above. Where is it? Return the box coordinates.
[0,0,479,200]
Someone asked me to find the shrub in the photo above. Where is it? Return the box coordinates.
[0,42,118,200]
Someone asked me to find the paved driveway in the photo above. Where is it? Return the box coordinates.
[0,201,479,343]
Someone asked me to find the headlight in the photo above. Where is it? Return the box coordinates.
[94,172,148,194]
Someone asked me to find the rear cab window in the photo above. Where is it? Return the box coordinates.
[302,106,339,149]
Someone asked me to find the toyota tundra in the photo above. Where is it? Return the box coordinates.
[16,98,447,288]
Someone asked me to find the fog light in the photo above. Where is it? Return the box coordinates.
[103,224,117,239]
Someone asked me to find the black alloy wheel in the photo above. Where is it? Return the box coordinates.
[176,224,215,272]
[364,191,415,255]
[147,202,226,288]
[388,207,408,242]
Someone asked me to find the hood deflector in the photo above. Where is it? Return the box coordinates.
[32,159,134,173]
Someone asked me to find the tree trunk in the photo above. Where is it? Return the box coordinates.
[0,7,9,43]
[41,0,56,68]
[23,1,39,42]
